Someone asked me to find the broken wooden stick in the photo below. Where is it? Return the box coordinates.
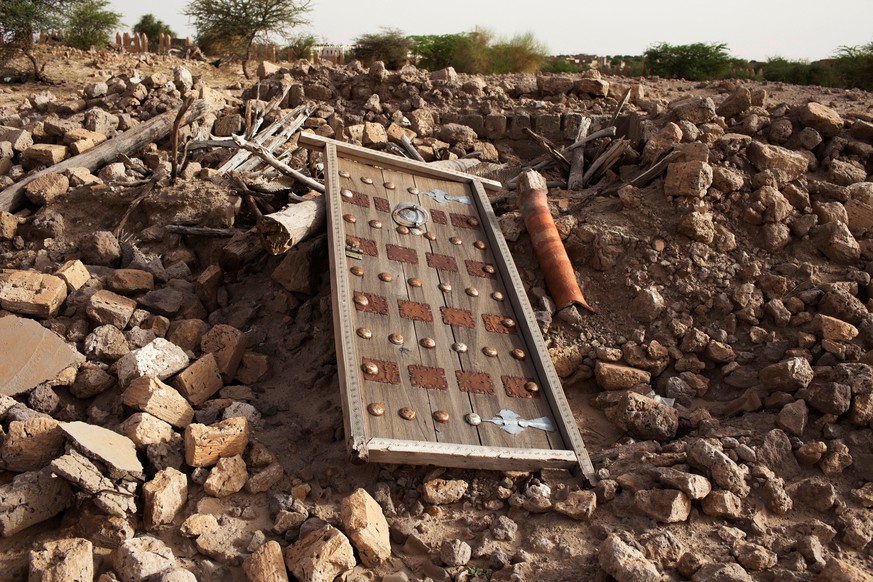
[567,117,591,191]
[628,150,683,187]
[230,135,325,193]
[257,198,326,255]
[165,225,236,237]
[400,135,425,162]
[518,170,594,313]
[170,95,195,184]
[0,99,209,213]
[564,126,616,152]
[581,138,630,187]
[523,128,570,170]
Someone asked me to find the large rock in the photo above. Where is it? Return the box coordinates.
[203,455,248,497]
[114,338,189,387]
[284,524,356,582]
[598,534,660,582]
[422,479,467,504]
[687,439,749,497]
[340,488,391,567]
[817,221,860,263]
[603,391,678,441]
[594,362,651,390]
[798,102,844,137]
[29,538,93,582]
[670,96,716,124]
[0,315,84,396]
[123,376,194,428]
[759,357,814,392]
[143,468,188,530]
[113,536,177,582]
[634,489,691,523]
[665,161,713,197]
[0,270,67,318]
[0,469,74,536]
[657,467,712,499]
[50,449,136,516]
[747,142,808,184]
[244,541,289,582]
[0,417,65,471]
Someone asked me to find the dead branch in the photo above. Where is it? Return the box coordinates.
[230,135,325,193]
[170,96,196,184]
[165,225,236,237]
[523,128,570,170]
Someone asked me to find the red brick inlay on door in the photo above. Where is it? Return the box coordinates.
[346,236,378,256]
[426,252,458,272]
[386,244,418,264]
[502,375,540,398]
[441,306,475,328]
[398,299,433,322]
[409,365,448,390]
[361,358,401,384]
[456,371,495,395]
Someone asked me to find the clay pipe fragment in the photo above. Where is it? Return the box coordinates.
[518,170,595,313]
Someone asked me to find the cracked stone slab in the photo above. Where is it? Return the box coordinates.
[60,421,144,480]
[0,315,85,396]
[51,449,136,516]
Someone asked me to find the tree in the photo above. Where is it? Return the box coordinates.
[185,0,311,79]
[0,0,80,80]
[283,32,318,60]
[133,13,175,41]
[65,0,122,50]
[351,28,413,69]
[644,42,735,81]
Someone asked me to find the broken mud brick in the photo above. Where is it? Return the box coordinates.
[502,375,540,399]
[386,244,418,264]
[343,190,369,207]
[409,365,448,390]
[457,371,495,395]
[398,299,433,322]
[354,293,389,315]
[373,197,390,213]
[483,314,517,334]
[430,210,447,225]
[450,213,479,229]
[426,253,459,272]
[466,260,497,279]
[362,358,400,384]
[346,236,378,257]
[441,307,475,328]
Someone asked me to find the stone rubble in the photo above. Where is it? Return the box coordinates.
[0,47,869,580]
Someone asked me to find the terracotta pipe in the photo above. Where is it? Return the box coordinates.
[518,170,595,313]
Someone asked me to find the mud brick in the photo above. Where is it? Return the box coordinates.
[195,264,223,311]
[466,260,497,279]
[201,324,247,383]
[343,190,369,207]
[0,212,18,240]
[21,143,67,169]
[54,259,90,291]
[373,197,390,213]
[184,417,249,467]
[346,236,378,257]
[409,365,448,390]
[172,353,224,406]
[483,313,517,334]
[430,210,447,225]
[107,269,155,294]
[0,270,67,318]
[441,307,475,328]
[29,538,93,582]
[426,252,458,272]
[354,292,389,315]
[457,371,495,395]
[361,358,400,384]
[450,212,479,229]
[123,376,194,428]
[502,376,539,398]
[243,541,287,582]
[398,299,433,322]
[86,289,137,329]
[386,244,418,264]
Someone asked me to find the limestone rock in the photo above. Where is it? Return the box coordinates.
[113,536,177,582]
[598,533,660,582]
[0,270,67,318]
[203,455,248,497]
[0,469,74,536]
[114,338,189,388]
[172,354,223,405]
[554,490,597,520]
[201,324,247,383]
[604,391,678,441]
[422,479,467,505]
[440,539,471,567]
[688,439,749,497]
[798,102,844,137]
[0,417,65,471]
[284,524,356,582]
[60,421,143,480]
[665,160,713,197]
[747,142,808,184]
[634,489,691,523]
[701,490,743,519]
[595,362,651,390]
[657,467,712,500]
[244,541,289,582]
[143,467,188,530]
[123,376,194,428]
[29,538,93,582]
[120,412,175,447]
[340,488,391,566]
[184,417,249,467]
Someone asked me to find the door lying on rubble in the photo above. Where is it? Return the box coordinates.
[301,134,593,480]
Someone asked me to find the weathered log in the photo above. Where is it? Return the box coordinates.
[0,99,210,213]
[518,170,594,313]
[257,198,326,255]
[165,225,236,237]
[567,117,591,190]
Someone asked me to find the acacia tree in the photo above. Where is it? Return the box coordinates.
[185,0,311,79]
[0,0,80,80]
[65,0,122,50]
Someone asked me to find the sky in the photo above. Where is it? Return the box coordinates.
[108,0,873,62]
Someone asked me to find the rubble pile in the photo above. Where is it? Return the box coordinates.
[0,51,872,581]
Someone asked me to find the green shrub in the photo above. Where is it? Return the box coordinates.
[133,13,174,40]
[64,0,122,50]
[489,32,547,73]
[352,28,412,69]
[643,42,735,80]
[411,33,465,70]
[284,32,318,60]
[834,41,873,90]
